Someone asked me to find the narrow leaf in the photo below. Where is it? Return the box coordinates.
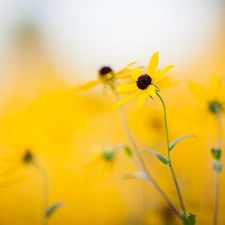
[182,212,196,225]
[124,146,132,157]
[213,161,222,173]
[123,172,149,181]
[169,134,196,152]
[211,148,221,160]
[144,150,170,166]
[45,201,66,219]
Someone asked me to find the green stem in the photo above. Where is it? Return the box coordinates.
[113,90,182,219]
[213,110,222,225]
[156,92,186,213]
[34,161,48,225]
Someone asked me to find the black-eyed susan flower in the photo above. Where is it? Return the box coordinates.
[189,75,225,120]
[74,62,137,92]
[85,145,117,174]
[2,147,35,173]
[114,52,174,108]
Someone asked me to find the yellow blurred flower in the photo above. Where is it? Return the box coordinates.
[85,145,118,175]
[114,52,174,108]
[2,147,35,173]
[74,62,137,91]
[189,75,225,120]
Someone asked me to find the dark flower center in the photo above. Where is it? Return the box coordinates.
[23,149,34,164]
[102,150,115,161]
[136,74,152,90]
[99,66,113,77]
[208,101,222,114]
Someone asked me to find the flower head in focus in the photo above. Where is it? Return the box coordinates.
[74,62,137,92]
[114,52,174,108]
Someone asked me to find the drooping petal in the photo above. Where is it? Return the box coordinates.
[153,65,174,83]
[188,81,208,102]
[117,84,138,92]
[73,80,101,92]
[147,52,159,76]
[208,75,220,100]
[113,90,140,108]
[131,69,142,81]
[137,91,149,108]
[147,85,156,97]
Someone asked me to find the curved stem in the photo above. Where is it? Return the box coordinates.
[34,161,48,225]
[213,110,222,225]
[156,92,186,213]
[114,90,181,219]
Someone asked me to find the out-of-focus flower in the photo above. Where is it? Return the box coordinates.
[114,52,174,108]
[74,62,137,92]
[1,147,35,173]
[85,145,118,175]
[189,75,225,120]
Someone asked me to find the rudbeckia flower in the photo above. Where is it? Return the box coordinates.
[114,52,174,108]
[1,147,35,173]
[85,145,117,175]
[189,75,225,120]
[74,62,137,92]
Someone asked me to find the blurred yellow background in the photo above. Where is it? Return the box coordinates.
[0,1,225,225]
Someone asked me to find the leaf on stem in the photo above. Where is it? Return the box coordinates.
[182,211,196,225]
[143,150,170,166]
[213,161,222,173]
[211,148,221,160]
[169,134,196,152]
[124,146,132,157]
[123,172,149,181]
[45,201,66,219]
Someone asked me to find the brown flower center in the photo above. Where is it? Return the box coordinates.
[136,74,152,90]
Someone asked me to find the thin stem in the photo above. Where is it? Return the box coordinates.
[213,173,219,225]
[213,110,222,225]
[113,90,181,219]
[156,91,186,213]
[34,161,48,225]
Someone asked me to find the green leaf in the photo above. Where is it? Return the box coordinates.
[211,148,221,160]
[123,172,149,181]
[45,201,66,219]
[144,150,170,166]
[213,161,222,173]
[182,212,196,225]
[169,134,196,152]
[124,146,132,157]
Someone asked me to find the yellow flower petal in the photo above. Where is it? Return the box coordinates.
[137,91,148,108]
[113,90,140,108]
[153,65,174,83]
[147,85,156,97]
[147,52,159,76]
[218,83,225,103]
[208,75,220,100]
[188,81,208,102]
[131,69,142,81]
[116,84,137,92]
[73,80,101,92]
[116,62,136,76]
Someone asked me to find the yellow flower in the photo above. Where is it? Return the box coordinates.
[74,62,137,92]
[114,52,174,108]
[85,145,117,174]
[189,75,225,120]
[1,147,35,173]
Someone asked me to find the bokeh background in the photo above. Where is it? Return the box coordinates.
[0,0,225,224]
